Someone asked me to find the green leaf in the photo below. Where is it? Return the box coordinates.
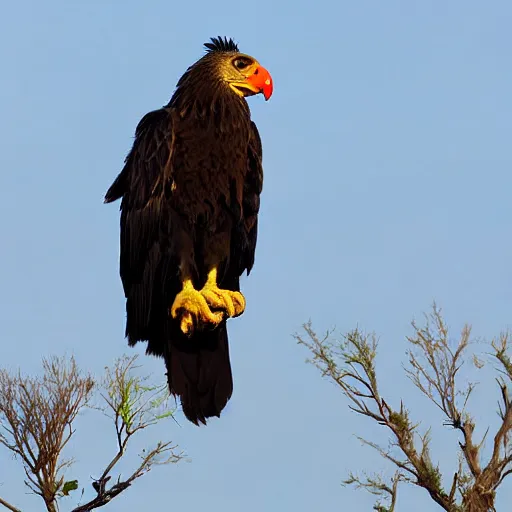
[61,480,79,496]
[154,411,174,420]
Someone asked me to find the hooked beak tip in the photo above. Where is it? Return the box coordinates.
[263,79,273,101]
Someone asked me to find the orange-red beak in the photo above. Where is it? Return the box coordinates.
[246,65,273,100]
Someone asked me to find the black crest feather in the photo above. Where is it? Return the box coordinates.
[204,36,239,54]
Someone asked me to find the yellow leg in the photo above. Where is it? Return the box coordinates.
[200,268,246,318]
[170,278,224,336]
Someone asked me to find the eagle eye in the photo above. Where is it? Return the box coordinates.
[233,58,251,70]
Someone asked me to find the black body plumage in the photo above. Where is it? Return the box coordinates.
[105,37,264,425]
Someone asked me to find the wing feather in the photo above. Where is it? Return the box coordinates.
[105,108,175,344]
[242,121,264,274]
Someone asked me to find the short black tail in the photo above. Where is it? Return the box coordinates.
[164,321,233,425]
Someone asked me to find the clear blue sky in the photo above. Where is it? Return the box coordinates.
[1,1,511,510]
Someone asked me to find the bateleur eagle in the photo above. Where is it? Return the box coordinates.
[105,37,272,425]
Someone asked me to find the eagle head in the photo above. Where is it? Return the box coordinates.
[202,36,273,101]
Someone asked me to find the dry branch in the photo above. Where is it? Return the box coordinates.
[70,355,184,511]
[0,354,183,512]
[0,497,21,512]
[0,356,93,512]
[297,304,512,512]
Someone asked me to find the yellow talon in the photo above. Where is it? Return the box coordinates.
[170,268,247,336]
[170,280,224,336]
[201,268,246,318]
[178,311,194,336]
[201,287,246,318]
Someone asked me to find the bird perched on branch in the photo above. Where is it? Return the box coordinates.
[105,37,273,425]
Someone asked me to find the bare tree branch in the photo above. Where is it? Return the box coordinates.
[404,306,482,483]
[297,304,512,512]
[343,470,405,511]
[0,496,21,512]
[0,356,94,512]
[71,440,182,511]
[69,355,184,511]
[0,354,184,512]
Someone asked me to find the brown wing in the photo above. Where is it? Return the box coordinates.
[241,120,264,275]
[105,108,177,349]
